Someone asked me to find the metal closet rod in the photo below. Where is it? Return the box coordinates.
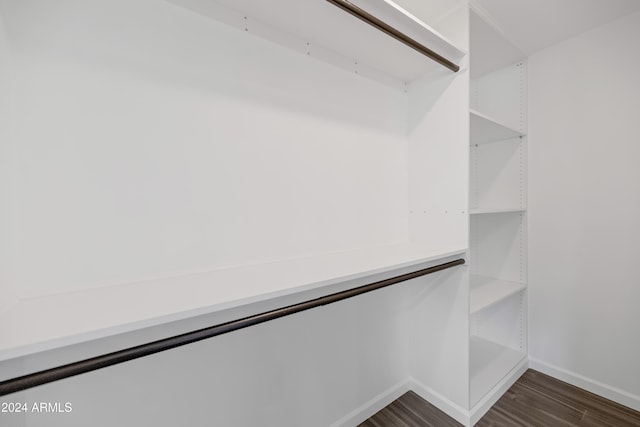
[326,0,460,72]
[0,258,464,396]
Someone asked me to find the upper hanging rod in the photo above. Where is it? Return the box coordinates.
[326,0,460,72]
[0,258,464,396]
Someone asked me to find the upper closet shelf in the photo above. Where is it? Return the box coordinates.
[471,109,524,144]
[0,243,465,363]
[200,0,465,84]
[470,8,524,78]
[470,208,526,215]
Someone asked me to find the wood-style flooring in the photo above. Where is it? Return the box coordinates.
[358,370,640,426]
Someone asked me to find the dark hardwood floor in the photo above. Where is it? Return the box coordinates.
[358,370,640,426]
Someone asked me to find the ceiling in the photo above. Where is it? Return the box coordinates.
[472,0,640,55]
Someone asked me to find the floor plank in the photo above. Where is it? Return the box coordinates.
[476,382,583,426]
[358,370,640,426]
[358,391,462,427]
[517,370,640,427]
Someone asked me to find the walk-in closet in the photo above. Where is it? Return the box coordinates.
[1,0,639,426]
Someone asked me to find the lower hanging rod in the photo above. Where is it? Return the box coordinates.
[0,258,464,396]
[326,0,460,72]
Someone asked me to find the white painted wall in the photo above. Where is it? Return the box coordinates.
[0,0,408,299]
[0,7,18,313]
[528,10,640,410]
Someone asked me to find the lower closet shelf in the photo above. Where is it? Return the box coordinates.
[470,336,526,406]
[0,243,466,363]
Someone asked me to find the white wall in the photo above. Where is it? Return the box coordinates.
[0,0,408,299]
[0,6,18,313]
[528,10,640,410]
[1,11,26,426]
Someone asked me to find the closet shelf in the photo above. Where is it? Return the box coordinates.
[470,207,526,215]
[470,336,526,405]
[0,243,466,363]
[470,109,524,144]
[469,9,524,78]
[470,275,526,314]
[208,0,465,82]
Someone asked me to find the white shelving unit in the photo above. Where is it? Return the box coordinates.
[470,109,523,144]
[468,6,523,79]
[470,207,525,215]
[468,6,528,420]
[469,336,526,406]
[470,275,526,314]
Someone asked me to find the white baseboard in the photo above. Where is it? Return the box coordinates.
[529,357,640,412]
[331,378,474,427]
[409,378,471,426]
[469,357,529,425]
[329,380,411,427]
[332,357,533,427]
